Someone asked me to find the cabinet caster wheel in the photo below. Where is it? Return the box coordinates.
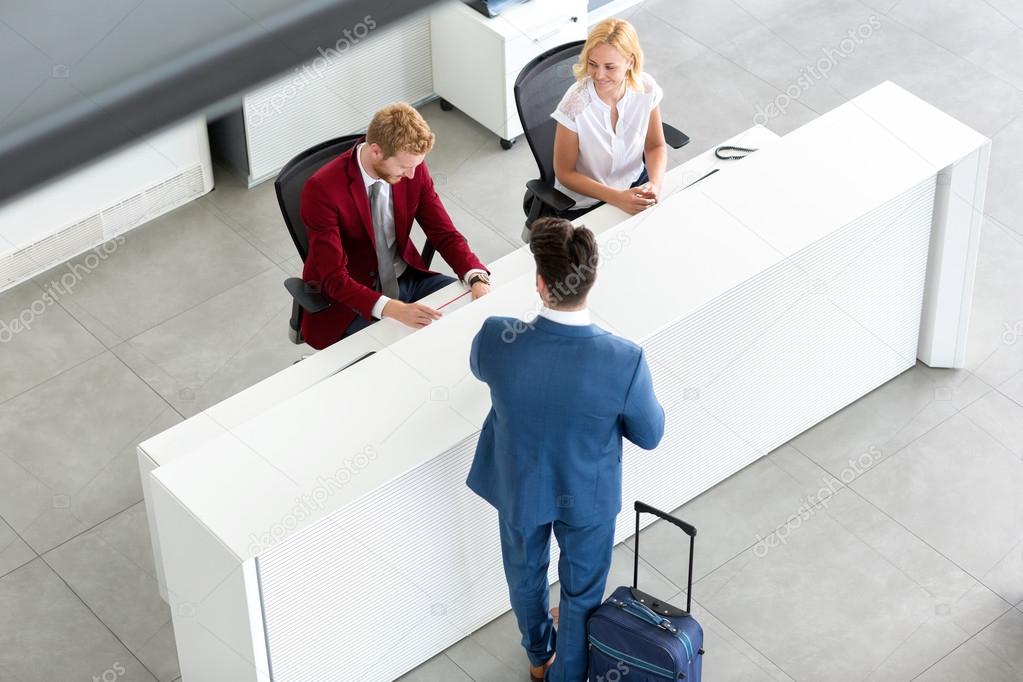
[439,98,454,111]
[500,137,516,150]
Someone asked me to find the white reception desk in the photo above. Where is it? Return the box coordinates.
[139,82,989,681]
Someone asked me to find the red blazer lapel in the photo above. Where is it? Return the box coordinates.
[345,146,376,247]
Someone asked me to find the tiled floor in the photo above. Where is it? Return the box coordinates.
[2,0,1023,680]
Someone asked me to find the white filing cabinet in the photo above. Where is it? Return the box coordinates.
[430,0,587,148]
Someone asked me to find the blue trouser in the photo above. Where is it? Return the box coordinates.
[498,515,616,682]
[343,268,456,337]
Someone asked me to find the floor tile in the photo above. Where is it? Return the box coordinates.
[0,352,174,553]
[0,559,156,681]
[985,113,1023,239]
[966,27,1023,92]
[0,517,34,580]
[822,490,1011,680]
[916,633,1021,681]
[852,414,1023,579]
[198,164,297,265]
[0,280,105,404]
[43,502,177,680]
[34,200,274,342]
[643,0,764,49]
[417,100,496,181]
[885,0,1018,61]
[983,0,1023,26]
[999,371,1023,407]
[654,43,820,155]
[961,389,1023,460]
[963,217,1023,387]
[467,608,526,674]
[686,595,795,681]
[627,8,707,75]
[443,635,521,682]
[395,652,472,682]
[442,133,548,245]
[597,543,682,603]
[981,536,1023,606]
[112,265,302,418]
[638,445,839,588]
[730,0,819,24]
[695,488,979,681]
[974,607,1023,676]
[423,194,519,276]
[760,0,887,56]
[791,362,982,483]
[823,19,1023,139]
[714,20,849,118]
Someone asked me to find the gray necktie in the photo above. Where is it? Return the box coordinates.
[369,181,400,299]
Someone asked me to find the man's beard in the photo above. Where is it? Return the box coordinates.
[371,161,402,184]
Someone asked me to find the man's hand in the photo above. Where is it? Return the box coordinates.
[612,187,657,215]
[382,299,442,328]
[470,282,490,300]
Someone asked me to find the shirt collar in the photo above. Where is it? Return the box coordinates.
[356,143,382,191]
[586,77,631,111]
[539,307,590,326]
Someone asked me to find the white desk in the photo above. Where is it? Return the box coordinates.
[140,82,989,682]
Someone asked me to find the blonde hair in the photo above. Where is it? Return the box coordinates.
[573,18,644,91]
[366,102,435,158]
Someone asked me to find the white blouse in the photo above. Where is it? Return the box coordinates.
[551,72,663,208]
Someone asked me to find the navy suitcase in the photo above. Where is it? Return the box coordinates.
[587,501,704,681]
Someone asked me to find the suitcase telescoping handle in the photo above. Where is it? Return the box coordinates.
[633,501,696,614]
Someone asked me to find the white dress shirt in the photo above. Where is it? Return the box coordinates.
[539,307,591,326]
[551,72,663,209]
[356,144,486,320]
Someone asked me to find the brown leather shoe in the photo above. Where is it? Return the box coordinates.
[529,652,555,682]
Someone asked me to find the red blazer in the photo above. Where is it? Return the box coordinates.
[298,142,486,349]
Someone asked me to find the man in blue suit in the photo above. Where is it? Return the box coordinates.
[467,217,665,682]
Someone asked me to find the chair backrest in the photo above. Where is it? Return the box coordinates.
[274,133,363,261]
[513,40,585,186]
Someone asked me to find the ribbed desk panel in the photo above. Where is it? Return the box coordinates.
[255,177,936,681]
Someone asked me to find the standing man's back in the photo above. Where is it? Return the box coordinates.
[467,218,664,682]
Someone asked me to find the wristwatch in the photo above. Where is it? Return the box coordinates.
[467,272,490,287]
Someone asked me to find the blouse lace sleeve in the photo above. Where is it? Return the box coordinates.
[550,81,590,133]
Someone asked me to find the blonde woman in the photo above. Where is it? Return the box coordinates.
[552,18,667,218]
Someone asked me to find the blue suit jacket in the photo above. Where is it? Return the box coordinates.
[467,315,665,528]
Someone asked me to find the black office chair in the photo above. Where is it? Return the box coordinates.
[513,40,691,241]
[275,135,436,344]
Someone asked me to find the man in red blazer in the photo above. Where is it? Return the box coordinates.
[299,102,491,350]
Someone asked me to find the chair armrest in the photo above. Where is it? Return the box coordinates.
[421,239,436,269]
[661,123,690,150]
[526,179,576,213]
[284,277,331,314]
